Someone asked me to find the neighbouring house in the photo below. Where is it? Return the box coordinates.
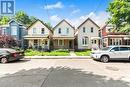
[24,20,52,50]
[77,18,100,50]
[100,23,130,47]
[53,19,75,50]
[0,19,27,48]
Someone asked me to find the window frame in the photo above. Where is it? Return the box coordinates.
[41,28,45,34]
[83,27,86,33]
[91,27,94,33]
[58,28,61,34]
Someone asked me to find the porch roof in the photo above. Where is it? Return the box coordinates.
[91,37,101,40]
[24,35,49,39]
[53,37,75,39]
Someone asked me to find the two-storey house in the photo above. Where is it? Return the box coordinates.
[77,18,100,49]
[53,19,75,50]
[0,19,27,47]
[24,20,52,50]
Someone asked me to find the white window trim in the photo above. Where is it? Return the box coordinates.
[82,37,88,46]
[11,26,17,35]
[58,40,64,46]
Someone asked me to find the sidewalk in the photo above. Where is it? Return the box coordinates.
[24,56,91,59]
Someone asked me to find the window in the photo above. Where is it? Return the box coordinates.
[45,40,48,45]
[58,28,61,34]
[111,47,119,51]
[41,28,44,34]
[91,27,93,33]
[83,27,86,33]
[2,28,7,35]
[82,37,88,45]
[33,28,36,34]
[11,26,17,35]
[34,40,38,45]
[120,47,130,51]
[66,28,69,34]
[94,40,96,44]
[59,40,64,46]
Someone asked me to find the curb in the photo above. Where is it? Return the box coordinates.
[24,56,91,59]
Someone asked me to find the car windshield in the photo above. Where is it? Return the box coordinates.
[101,47,112,51]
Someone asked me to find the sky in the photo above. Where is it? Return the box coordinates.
[15,0,112,27]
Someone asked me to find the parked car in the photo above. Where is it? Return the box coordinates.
[91,46,130,63]
[0,48,24,63]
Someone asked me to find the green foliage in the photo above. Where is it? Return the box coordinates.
[25,49,69,56]
[15,11,31,26]
[107,0,130,29]
[120,23,130,33]
[0,16,10,25]
[75,50,91,56]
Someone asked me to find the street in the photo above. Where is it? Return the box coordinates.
[0,59,130,87]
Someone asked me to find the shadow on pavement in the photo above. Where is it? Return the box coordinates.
[7,59,30,64]
[0,67,129,87]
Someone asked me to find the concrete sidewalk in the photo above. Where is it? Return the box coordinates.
[24,56,91,59]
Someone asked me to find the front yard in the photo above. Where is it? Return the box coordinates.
[25,49,91,56]
[75,50,91,56]
[25,49,70,56]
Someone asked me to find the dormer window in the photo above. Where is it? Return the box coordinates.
[41,28,44,34]
[58,28,61,34]
[83,27,86,33]
[91,27,93,33]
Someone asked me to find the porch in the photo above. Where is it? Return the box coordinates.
[53,37,74,50]
[24,36,50,50]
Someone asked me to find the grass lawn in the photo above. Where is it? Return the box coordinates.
[75,50,91,56]
[25,49,70,56]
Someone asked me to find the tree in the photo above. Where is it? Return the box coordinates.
[0,35,18,48]
[29,16,37,25]
[0,16,10,25]
[15,11,31,26]
[107,0,130,30]
[45,22,52,29]
[120,23,130,34]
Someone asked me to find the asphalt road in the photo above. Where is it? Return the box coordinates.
[0,59,130,87]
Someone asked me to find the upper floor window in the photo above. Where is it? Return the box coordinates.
[33,28,36,34]
[83,27,86,33]
[58,28,61,34]
[91,27,93,33]
[66,28,69,34]
[11,26,17,35]
[41,28,44,34]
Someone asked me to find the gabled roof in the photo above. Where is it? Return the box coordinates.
[8,19,24,26]
[77,18,100,29]
[27,19,52,32]
[53,19,75,30]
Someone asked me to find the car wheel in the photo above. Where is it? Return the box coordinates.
[1,58,8,64]
[100,56,109,63]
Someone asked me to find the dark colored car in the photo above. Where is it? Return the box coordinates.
[0,48,24,63]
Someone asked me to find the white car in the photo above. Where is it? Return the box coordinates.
[91,46,130,63]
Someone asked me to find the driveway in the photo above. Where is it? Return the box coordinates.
[0,59,130,87]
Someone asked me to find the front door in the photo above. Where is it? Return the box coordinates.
[69,40,73,49]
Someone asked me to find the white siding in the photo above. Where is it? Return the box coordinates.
[78,19,99,49]
[28,21,49,35]
[53,21,74,37]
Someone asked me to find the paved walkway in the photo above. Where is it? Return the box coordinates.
[70,51,77,56]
